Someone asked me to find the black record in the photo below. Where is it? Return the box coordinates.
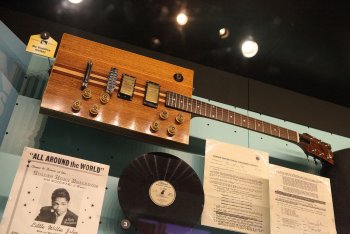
[118,152,204,229]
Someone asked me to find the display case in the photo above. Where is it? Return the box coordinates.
[1,20,350,233]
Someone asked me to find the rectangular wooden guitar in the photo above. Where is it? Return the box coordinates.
[40,34,334,165]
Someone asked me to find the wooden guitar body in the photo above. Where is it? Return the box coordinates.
[41,34,334,165]
[40,34,194,146]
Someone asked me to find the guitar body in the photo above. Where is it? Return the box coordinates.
[40,34,335,165]
[40,34,194,146]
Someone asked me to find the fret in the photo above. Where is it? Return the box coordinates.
[186,96,190,112]
[183,95,186,110]
[226,111,232,124]
[208,103,211,118]
[271,124,279,137]
[191,98,193,112]
[197,99,201,114]
[178,93,182,109]
[218,108,223,120]
[169,92,172,106]
[256,120,263,132]
[208,103,212,117]
[242,115,248,128]
[235,113,242,127]
[186,96,190,111]
[193,99,196,114]
[219,107,223,121]
[248,117,256,130]
[175,93,178,109]
[181,95,185,109]
[195,99,199,114]
[288,130,298,142]
[166,92,169,106]
[173,92,176,108]
[279,127,288,140]
[263,122,271,135]
[173,92,176,107]
[177,95,182,110]
[278,127,281,138]
[169,92,172,107]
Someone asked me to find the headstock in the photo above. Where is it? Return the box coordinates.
[298,133,334,165]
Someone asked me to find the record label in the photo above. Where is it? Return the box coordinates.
[149,180,176,207]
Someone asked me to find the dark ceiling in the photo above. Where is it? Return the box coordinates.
[1,0,350,108]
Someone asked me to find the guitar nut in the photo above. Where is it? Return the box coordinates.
[89,104,100,116]
[175,113,185,124]
[82,88,92,99]
[167,125,176,136]
[150,121,160,132]
[159,110,169,120]
[71,99,81,112]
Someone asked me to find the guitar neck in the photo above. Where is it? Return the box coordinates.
[165,91,299,144]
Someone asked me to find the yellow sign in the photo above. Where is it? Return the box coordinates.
[26,34,57,58]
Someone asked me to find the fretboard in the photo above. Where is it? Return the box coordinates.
[165,92,299,143]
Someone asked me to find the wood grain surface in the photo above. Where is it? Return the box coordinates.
[40,34,194,146]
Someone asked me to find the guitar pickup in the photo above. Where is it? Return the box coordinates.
[106,67,118,95]
[118,74,136,100]
[144,81,160,108]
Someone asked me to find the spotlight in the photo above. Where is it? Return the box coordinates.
[176,13,188,26]
[68,0,83,4]
[241,40,258,58]
[219,28,229,39]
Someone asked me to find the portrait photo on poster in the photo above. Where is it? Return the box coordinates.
[34,183,82,228]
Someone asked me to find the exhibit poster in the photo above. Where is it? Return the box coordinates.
[0,147,109,234]
[201,139,270,234]
[269,164,336,234]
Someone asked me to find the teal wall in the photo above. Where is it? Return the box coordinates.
[0,21,31,145]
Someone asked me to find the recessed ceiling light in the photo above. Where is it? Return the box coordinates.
[176,13,188,26]
[219,28,229,39]
[68,0,83,4]
[241,40,259,58]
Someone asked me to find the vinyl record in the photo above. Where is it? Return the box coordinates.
[118,152,204,229]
